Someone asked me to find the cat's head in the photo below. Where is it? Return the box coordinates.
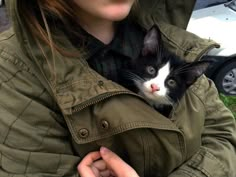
[126,25,212,106]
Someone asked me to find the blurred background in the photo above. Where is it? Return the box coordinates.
[194,0,230,9]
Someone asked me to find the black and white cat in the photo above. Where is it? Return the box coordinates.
[120,25,212,117]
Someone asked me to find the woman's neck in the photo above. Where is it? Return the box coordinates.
[77,12,115,44]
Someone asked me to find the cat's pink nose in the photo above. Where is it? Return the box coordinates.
[151,84,160,92]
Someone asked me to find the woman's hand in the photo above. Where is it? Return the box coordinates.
[77,147,139,177]
[77,151,112,177]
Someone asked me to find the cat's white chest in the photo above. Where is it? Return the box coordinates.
[144,62,170,96]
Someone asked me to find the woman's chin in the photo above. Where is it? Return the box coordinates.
[110,14,130,21]
[103,5,132,21]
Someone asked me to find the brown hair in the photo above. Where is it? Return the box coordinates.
[18,0,81,57]
[18,0,139,57]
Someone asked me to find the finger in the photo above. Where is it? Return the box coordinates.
[92,159,107,171]
[77,151,101,177]
[91,165,100,177]
[100,147,139,177]
[78,151,101,168]
[100,169,113,177]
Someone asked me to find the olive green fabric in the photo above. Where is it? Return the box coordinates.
[0,0,235,177]
[132,0,196,29]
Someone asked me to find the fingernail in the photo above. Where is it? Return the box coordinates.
[100,146,110,155]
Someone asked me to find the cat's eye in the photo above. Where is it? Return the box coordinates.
[146,66,156,75]
[167,79,176,87]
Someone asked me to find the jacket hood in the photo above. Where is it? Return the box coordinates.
[6,0,36,60]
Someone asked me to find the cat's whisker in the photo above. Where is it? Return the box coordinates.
[124,71,145,82]
[166,96,174,106]
[172,65,195,74]
[154,95,173,106]
[176,99,181,106]
[173,64,192,72]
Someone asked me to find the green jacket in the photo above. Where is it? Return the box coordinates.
[0,0,235,176]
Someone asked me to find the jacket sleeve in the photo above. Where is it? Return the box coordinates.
[169,76,236,177]
[0,49,80,177]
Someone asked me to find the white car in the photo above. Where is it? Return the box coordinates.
[187,0,236,95]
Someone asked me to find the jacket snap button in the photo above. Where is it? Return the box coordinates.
[79,128,89,138]
[101,120,109,130]
[98,80,104,87]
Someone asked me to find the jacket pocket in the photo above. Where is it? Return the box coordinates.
[185,147,227,177]
[169,147,228,177]
[64,94,182,143]
[64,94,186,177]
[143,128,185,177]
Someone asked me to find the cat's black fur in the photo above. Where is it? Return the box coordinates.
[119,25,212,117]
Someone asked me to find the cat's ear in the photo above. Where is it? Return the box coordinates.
[142,25,162,56]
[185,60,213,85]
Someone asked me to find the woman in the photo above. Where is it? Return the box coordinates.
[0,0,235,176]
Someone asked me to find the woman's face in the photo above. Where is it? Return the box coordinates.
[74,0,135,22]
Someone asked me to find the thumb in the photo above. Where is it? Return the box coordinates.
[100,147,139,177]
